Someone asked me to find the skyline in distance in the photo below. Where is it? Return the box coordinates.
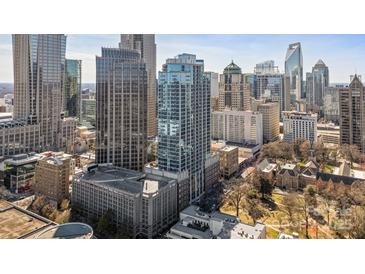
[1,34,364,84]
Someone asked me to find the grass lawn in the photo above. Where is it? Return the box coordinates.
[272,193,284,205]
[266,227,280,239]
[220,204,254,224]
[323,164,335,173]
[219,190,342,239]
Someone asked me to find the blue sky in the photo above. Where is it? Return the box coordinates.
[1,34,364,83]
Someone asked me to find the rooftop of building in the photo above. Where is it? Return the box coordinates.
[332,160,365,180]
[4,152,40,166]
[38,151,72,165]
[282,111,317,118]
[36,223,93,239]
[0,112,12,119]
[223,61,242,75]
[165,53,203,65]
[257,158,277,173]
[282,163,297,170]
[278,232,299,239]
[79,164,173,195]
[0,200,56,239]
[169,205,265,239]
[314,59,327,67]
[0,118,37,129]
[220,145,238,152]
[317,123,340,130]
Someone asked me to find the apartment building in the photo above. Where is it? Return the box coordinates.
[211,110,263,146]
[283,111,317,143]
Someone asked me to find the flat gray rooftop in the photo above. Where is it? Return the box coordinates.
[80,165,171,194]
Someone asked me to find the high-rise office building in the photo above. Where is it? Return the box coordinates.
[120,34,157,138]
[205,71,219,96]
[155,53,214,206]
[72,164,178,238]
[243,73,256,98]
[96,47,147,171]
[284,43,303,108]
[306,59,329,111]
[257,102,280,143]
[9,34,76,154]
[323,86,340,123]
[218,61,250,111]
[339,75,365,152]
[0,120,41,156]
[64,59,82,118]
[254,60,284,112]
[283,111,317,143]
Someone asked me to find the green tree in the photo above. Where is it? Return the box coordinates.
[97,209,116,238]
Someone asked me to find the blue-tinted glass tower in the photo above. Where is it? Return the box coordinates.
[157,53,211,202]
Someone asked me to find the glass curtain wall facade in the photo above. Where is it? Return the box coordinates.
[339,75,365,152]
[120,34,157,138]
[12,34,70,151]
[64,59,82,119]
[157,54,211,202]
[96,48,147,171]
[284,42,303,106]
[306,59,329,112]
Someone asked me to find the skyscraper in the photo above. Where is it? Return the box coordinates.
[254,60,284,112]
[64,59,82,119]
[11,34,76,153]
[284,42,303,108]
[339,75,365,152]
[306,59,329,112]
[205,71,219,96]
[157,53,212,204]
[218,61,251,111]
[323,86,340,123]
[120,34,157,138]
[96,47,147,171]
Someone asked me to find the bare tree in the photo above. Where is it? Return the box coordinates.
[348,206,365,239]
[340,144,361,168]
[224,178,247,217]
[299,140,310,161]
[349,181,365,206]
[315,141,330,166]
[243,186,265,224]
[299,185,317,238]
[282,192,298,225]
[252,171,274,200]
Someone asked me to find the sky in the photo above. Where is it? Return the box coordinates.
[1,34,365,84]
